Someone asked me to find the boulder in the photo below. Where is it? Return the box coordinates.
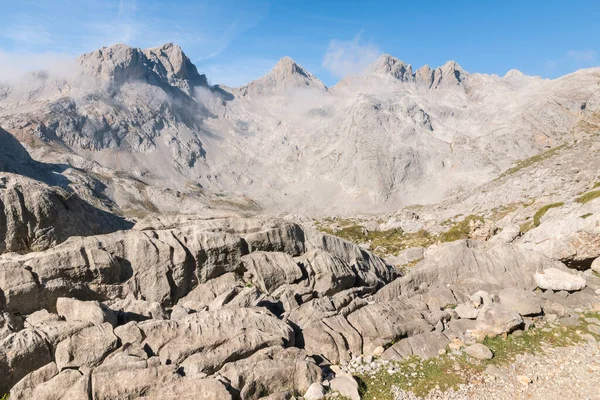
[54,322,118,370]
[296,250,356,296]
[476,304,523,336]
[304,229,398,288]
[329,374,360,400]
[12,369,89,400]
[381,331,449,361]
[9,362,58,400]
[0,329,53,394]
[534,268,587,291]
[498,288,542,316]
[219,347,322,400]
[178,272,243,309]
[520,209,600,265]
[241,251,304,294]
[0,264,42,314]
[592,257,600,274]
[455,304,479,319]
[304,382,327,400]
[465,343,493,360]
[346,300,432,354]
[56,297,116,326]
[242,219,306,256]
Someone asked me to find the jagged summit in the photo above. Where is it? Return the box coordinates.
[366,54,413,82]
[362,55,467,89]
[78,43,207,95]
[238,56,327,97]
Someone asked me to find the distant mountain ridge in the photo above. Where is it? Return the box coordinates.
[0,43,599,215]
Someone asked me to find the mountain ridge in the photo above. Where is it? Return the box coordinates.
[0,42,599,215]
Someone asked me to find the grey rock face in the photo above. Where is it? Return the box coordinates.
[534,268,587,291]
[455,304,479,319]
[56,298,116,326]
[0,329,53,394]
[381,331,449,361]
[375,240,563,302]
[0,172,132,255]
[54,322,118,370]
[219,347,322,399]
[498,288,542,316]
[2,43,599,215]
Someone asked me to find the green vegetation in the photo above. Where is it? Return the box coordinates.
[1,394,9,400]
[498,144,567,178]
[580,213,593,219]
[317,223,436,258]
[489,202,521,221]
[439,215,483,243]
[575,190,600,204]
[357,356,463,400]
[357,311,600,400]
[519,220,535,234]
[533,202,564,227]
[318,214,487,258]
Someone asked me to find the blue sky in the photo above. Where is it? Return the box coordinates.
[0,0,599,87]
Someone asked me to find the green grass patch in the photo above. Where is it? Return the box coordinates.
[581,213,593,219]
[499,144,567,178]
[319,214,488,256]
[318,223,436,258]
[575,190,600,204]
[520,220,535,234]
[1,394,9,400]
[356,311,600,399]
[356,356,463,400]
[439,215,483,243]
[533,202,564,227]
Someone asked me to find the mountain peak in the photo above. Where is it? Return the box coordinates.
[504,69,525,79]
[239,57,327,96]
[440,60,463,72]
[144,43,206,86]
[78,43,207,94]
[270,57,311,81]
[431,60,467,88]
[366,54,413,81]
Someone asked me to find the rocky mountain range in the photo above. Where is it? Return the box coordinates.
[1,42,600,400]
[1,43,599,215]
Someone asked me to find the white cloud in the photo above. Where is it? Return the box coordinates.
[322,35,382,78]
[567,49,597,63]
[0,51,77,84]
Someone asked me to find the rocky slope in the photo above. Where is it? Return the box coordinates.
[1,44,599,214]
[1,42,600,399]
[1,206,599,398]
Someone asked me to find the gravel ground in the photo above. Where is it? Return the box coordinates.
[394,340,600,400]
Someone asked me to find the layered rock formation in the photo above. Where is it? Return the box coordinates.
[1,210,598,398]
